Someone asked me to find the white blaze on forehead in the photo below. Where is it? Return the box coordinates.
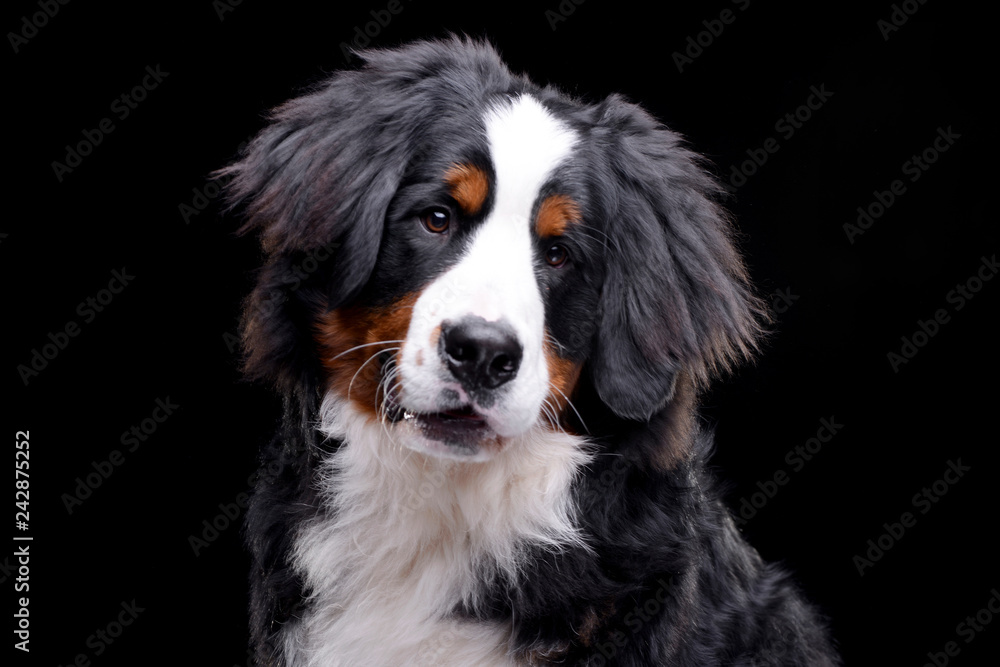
[456,95,579,322]
[484,94,579,220]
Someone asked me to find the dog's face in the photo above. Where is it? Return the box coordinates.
[226,38,764,463]
[315,95,596,460]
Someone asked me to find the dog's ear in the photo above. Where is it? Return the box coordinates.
[220,49,443,393]
[590,96,768,422]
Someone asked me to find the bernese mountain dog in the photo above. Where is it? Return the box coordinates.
[224,37,839,666]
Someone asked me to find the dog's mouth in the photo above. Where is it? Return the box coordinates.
[379,353,501,459]
[389,399,498,459]
[400,405,494,456]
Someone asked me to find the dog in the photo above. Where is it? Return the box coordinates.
[224,37,839,666]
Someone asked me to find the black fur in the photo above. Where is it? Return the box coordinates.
[225,37,839,665]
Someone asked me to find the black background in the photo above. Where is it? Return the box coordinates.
[6,1,997,665]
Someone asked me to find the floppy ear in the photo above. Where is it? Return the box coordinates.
[590,96,768,422]
[221,51,437,393]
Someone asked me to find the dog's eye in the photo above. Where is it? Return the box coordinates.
[420,207,451,234]
[545,244,569,267]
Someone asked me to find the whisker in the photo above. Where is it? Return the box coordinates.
[574,223,621,254]
[347,347,400,402]
[378,371,402,425]
[544,333,569,356]
[376,364,400,408]
[540,398,564,434]
[549,382,589,435]
[325,340,406,364]
[376,367,405,453]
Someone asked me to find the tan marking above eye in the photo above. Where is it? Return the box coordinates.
[535,194,581,238]
[444,163,489,216]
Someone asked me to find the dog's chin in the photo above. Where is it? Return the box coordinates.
[395,407,505,462]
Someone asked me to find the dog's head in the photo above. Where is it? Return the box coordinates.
[225,38,765,462]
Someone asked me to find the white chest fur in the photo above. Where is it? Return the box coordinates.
[281,397,591,667]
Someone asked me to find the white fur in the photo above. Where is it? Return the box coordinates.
[283,396,592,666]
[398,94,579,453]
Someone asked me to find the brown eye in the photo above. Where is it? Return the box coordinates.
[421,207,451,234]
[545,243,568,267]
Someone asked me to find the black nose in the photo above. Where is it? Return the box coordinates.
[440,317,522,391]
